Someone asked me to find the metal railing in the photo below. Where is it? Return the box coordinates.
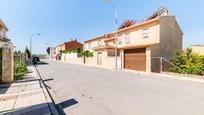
[151,57,187,74]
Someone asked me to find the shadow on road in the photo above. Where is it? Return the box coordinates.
[35,61,49,65]
[59,98,78,109]
[0,84,11,94]
[0,102,51,114]
[56,98,78,115]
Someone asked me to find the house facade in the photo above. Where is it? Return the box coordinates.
[84,7,183,72]
[0,19,14,83]
[55,40,83,60]
[47,47,56,60]
[190,45,204,55]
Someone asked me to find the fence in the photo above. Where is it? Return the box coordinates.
[61,53,120,69]
[14,52,28,64]
[151,57,186,74]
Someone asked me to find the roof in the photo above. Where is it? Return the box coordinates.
[0,19,9,31]
[143,7,168,21]
[191,44,204,47]
[64,40,83,45]
[84,17,159,43]
[56,43,64,47]
[84,35,106,43]
[118,20,136,30]
[56,40,83,49]
[84,7,169,44]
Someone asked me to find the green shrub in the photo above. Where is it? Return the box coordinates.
[170,48,204,75]
[61,48,81,54]
[78,50,93,57]
[14,61,28,80]
[61,48,93,58]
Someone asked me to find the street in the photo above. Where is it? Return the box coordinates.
[36,60,204,115]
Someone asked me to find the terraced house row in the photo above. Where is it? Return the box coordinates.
[83,7,183,72]
[49,7,183,73]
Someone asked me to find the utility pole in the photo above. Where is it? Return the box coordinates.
[29,33,41,60]
[103,0,118,69]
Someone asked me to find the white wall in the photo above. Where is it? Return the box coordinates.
[62,53,83,64]
[85,57,96,65]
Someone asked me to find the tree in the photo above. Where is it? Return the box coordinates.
[14,50,21,62]
[47,47,50,55]
[25,46,31,58]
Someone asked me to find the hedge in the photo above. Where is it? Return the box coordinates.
[170,48,204,75]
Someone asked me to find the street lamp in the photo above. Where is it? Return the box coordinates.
[103,0,118,69]
[30,33,41,57]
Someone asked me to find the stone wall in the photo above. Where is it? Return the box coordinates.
[2,47,13,83]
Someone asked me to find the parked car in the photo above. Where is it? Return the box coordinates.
[31,56,40,64]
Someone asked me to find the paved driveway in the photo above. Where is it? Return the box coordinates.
[36,60,204,115]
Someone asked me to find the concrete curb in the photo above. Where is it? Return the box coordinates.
[124,70,204,84]
[32,65,59,115]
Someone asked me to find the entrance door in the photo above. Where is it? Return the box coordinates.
[0,48,2,83]
[124,48,146,71]
[97,52,102,66]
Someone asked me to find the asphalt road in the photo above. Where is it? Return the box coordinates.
[36,60,204,115]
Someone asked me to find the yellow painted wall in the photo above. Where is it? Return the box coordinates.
[117,23,160,48]
[191,46,204,55]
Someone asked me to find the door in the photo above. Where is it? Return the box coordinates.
[124,48,146,71]
[0,48,2,83]
[97,52,102,66]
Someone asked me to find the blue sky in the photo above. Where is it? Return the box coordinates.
[0,0,204,54]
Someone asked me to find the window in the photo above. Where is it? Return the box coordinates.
[117,36,122,45]
[108,51,115,57]
[142,28,150,39]
[98,40,102,46]
[108,51,120,57]
[125,32,130,44]
[87,43,91,49]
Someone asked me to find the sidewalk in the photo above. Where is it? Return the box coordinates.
[0,65,58,115]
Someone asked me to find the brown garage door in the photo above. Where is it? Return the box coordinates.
[124,48,146,71]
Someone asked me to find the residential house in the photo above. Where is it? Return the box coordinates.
[190,45,204,55]
[47,47,56,60]
[0,19,14,83]
[55,40,83,60]
[84,7,183,72]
